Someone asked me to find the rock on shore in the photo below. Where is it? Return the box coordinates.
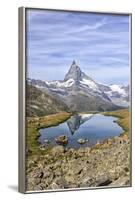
[26,135,130,191]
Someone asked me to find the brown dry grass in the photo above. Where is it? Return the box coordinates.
[26,112,72,158]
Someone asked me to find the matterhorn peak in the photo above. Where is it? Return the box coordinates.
[72,60,76,65]
[70,60,80,71]
[64,61,82,82]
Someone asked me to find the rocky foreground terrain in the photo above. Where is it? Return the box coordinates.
[26,134,130,191]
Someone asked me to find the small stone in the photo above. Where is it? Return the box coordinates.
[65,175,76,184]
[44,139,50,144]
[77,138,89,144]
[49,182,59,189]
[39,144,46,150]
[55,135,68,145]
[109,176,130,186]
[33,168,44,179]
[51,145,65,156]
[80,177,94,187]
[95,174,112,186]
[33,184,43,191]
[43,170,51,178]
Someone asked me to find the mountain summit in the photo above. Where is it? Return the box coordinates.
[64,61,94,84]
[28,61,129,113]
[64,60,82,82]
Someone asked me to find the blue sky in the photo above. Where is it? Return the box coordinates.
[26,9,130,85]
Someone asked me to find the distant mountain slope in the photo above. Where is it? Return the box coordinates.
[27,61,129,113]
[26,85,69,117]
[98,83,129,107]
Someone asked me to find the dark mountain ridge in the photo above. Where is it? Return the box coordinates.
[26,85,69,117]
[27,61,129,116]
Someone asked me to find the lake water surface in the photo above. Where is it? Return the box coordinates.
[39,114,123,148]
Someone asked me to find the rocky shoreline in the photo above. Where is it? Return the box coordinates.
[26,133,130,191]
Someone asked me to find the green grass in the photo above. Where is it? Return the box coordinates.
[26,112,72,158]
[103,109,130,136]
[26,109,130,159]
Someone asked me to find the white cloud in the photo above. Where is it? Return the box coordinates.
[27,10,130,85]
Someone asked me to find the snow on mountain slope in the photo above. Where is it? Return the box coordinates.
[27,61,129,110]
[45,61,101,93]
[110,85,126,96]
[103,84,129,107]
[80,78,99,91]
[46,78,75,88]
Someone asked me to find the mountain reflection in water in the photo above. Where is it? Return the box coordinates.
[39,113,123,148]
[67,114,94,135]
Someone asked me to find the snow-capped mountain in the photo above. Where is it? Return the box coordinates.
[105,84,129,106]
[46,61,100,91]
[97,83,129,107]
[27,61,129,112]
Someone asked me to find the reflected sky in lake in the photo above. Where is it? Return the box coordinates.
[39,114,123,148]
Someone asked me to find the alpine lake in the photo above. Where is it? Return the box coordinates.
[39,113,123,148]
